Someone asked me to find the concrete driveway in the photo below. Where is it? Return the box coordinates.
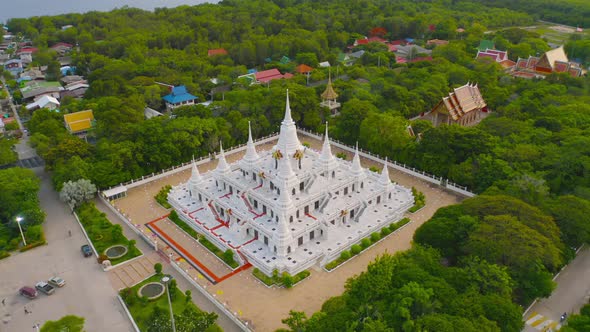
[524,247,590,331]
[0,167,133,332]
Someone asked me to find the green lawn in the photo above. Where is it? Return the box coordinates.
[76,202,141,265]
[120,274,221,331]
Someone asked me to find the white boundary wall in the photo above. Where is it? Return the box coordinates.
[296,128,475,197]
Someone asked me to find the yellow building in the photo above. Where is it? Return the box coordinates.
[64,110,94,137]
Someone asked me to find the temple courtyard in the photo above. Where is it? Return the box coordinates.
[104,133,462,331]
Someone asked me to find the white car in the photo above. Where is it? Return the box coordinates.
[48,276,65,288]
[35,281,55,295]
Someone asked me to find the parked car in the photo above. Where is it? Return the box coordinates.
[48,276,65,288]
[35,282,55,295]
[81,244,92,257]
[19,286,38,299]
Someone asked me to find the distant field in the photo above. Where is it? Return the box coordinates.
[521,22,589,45]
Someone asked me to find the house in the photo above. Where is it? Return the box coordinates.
[318,61,331,68]
[20,67,44,81]
[50,42,73,55]
[512,46,583,78]
[394,45,432,63]
[476,49,508,62]
[25,95,60,111]
[60,82,89,99]
[416,82,488,127]
[20,81,63,101]
[254,69,292,83]
[477,40,495,52]
[63,110,94,136]
[4,59,23,76]
[295,64,313,75]
[162,85,197,110]
[207,48,228,57]
[61,75,85,85]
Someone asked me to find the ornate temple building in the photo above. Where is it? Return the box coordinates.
[512,46,583,78]
[168,91,413,276]
[416,82,488,127]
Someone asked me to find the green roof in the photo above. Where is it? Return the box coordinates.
[478,40,495,52]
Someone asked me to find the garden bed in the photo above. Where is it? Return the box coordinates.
[168,211,239,268]
[154,185,172,209]
[252,268,310,288]
[325,218,411,271]
[76,202,141,265]
[120,274,221,332]
[408,187,425,213]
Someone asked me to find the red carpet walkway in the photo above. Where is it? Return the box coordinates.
[146,215,251,284]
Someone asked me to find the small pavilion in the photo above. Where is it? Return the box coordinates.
[320,75,340,116]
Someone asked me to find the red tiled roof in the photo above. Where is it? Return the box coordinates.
[17,47,38,54]
[255,69,291,83]
[50,42,73,49]
[367,36,387,43]
[477,52,498,61]
[390,40,406,46]
[499,59,516,69]
[387,43,398,52]
[295,64,313,74]
[208,48,228,57]
[554,61,569,73]
[356,39,369,45]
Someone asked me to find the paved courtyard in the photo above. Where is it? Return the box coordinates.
[108,133,463,331]
[0,167,133,332]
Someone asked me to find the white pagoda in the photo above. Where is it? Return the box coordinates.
[169,91,414,276]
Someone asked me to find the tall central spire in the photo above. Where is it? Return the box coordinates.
[274,89,303,156]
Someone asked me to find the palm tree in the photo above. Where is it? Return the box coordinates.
[272,150,283,169]
[293,150,304,169]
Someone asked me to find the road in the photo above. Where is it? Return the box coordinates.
[0,166,134,332]
[524,247,590,331]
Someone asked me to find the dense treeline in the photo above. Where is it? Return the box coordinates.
[0,168,45,256]
[472,0,590,27]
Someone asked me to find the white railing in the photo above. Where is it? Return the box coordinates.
[101,133,280,193]
[296,128,475,197]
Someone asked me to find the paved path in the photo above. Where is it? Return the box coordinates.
[95,199,242,332]
[524,247,590,332]
[107,252,162,290]
[0,168,133,332]
[111,133,463,331]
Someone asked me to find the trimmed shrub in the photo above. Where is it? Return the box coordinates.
[0,251,9,260]
[302,142,311,148]
[340,250,351,260]
[381,227,391,236]
[351,244,362,255]
[282,272,294,288]
[154,263,162,274]
[336,152,348,160]
[370,232,381,243]
[361,238,371,249]
[169,211,200,239]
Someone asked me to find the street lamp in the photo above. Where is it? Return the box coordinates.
[16,216,26,246]
[161,276,176,332]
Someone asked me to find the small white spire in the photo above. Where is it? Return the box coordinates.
[379,157,390,186]
[276,179,294,211]
[216,141,231,175]
[241,121,260,166]
[350,142,363,177]
[319,122,334,162]
[277,153,296,183]
[275,212,292,258]
[190,159,202,184]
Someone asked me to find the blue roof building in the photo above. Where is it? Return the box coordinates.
[162,85,197,110]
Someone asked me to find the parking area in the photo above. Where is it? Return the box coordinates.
[0,168,133,332]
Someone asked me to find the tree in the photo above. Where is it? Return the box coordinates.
[282,310,308,332]
[40,315,85,332]
[59,179,97,210]
[154,263,162,274]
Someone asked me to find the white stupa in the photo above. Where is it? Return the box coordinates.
[169,92,414,277]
